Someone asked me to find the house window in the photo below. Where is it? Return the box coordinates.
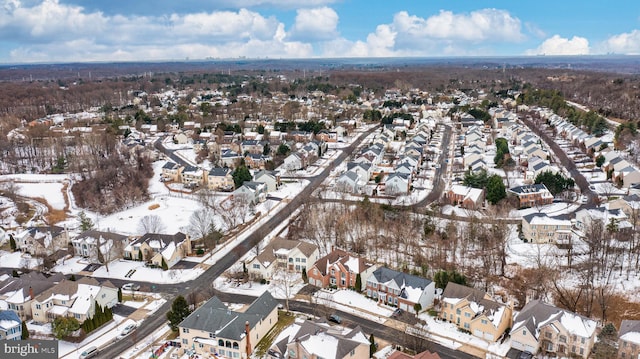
[301,258,306,263]
[579,348,584,355]
[209,333,215,339]
[481,319,488,325]
[289,258,293,263]
[456,309,461,315]
[182,339,188,345]
[465,312,471,318]
[464,323,470,329]
[253,264,260,269]
[295,258,300,262]
[559,335,567,343]
[36,304,41,310]
[183,328,189,334]
[581,337,585,344]
[545,332,552,338]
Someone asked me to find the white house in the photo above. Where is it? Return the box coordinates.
[385,172,411,195]
[335,171,361,194]
[253,170,280,192]
[246,238,319,280]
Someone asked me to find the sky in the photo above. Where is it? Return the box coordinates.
[1,0,640,63]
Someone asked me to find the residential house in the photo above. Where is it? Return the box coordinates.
[244,153,270,169]
[246,238,319,280]
[346,162,373,182]
[335,171,362,194]
[178,291,278,359]
[440,283,512,342]
[508,184,554,209]
[207,167,234,191]
[510,299,597,358]
[0,272,65,320]
[0,310,21,340]
[443,185,485,210]
[270,320,370,359]
[182,165,205,188]
[13,226,69,257]
[618,320,640,359]
[253,170,280,192]
[161,161,183,182]
[395,162,415,176]
[30,277,118,324]
[173,132,190,144]
[385,172,411,196]
[221,149,242,168]
[71,230,129,263]
[240,140,265,155]
[574,207,632,236]
[385,349,441,359]
[308,248,377,290]
[283,152,306,171]
[608,194,640,219]
[234,181,268,204]
[521,213,573,244]
[124,232,192,268]
[366,267,435,313]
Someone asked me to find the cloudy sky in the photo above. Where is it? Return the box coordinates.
[1,0,640,63]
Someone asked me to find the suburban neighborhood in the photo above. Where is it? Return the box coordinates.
[1,59,640,359]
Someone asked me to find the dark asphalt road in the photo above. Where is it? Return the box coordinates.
[96,125,384,358]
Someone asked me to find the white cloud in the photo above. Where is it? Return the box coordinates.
[603,30,640,54]
[288,7,339,41]
[392,9,524,43]
[0,0,312,62]
[525,35,590,55]
[322,8,525,58]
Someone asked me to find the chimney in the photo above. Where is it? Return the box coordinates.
[245,321,251,356]
[29,286,34,300]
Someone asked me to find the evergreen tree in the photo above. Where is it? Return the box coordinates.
[161,258,168,270]
[138,250,143,261]
[369,334,376,357]
[9,234,16,251]
[21,321,29,339]
[301,268,308,283]
[11,269,18,277]
[69,274,76,281]
[167,296,192,332]
[78,211,94,231]
[118,288,122,302]
[232,165,252,188]
[355,273,362,292]
[486,175,507,204]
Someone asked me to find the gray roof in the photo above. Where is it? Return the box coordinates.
[0,310,20,330]
[508,183,548,195]
[371,267,432,298]
[208,167,231,177]
[347,162,371,172]
[162,161,179,170]
[620,320,640,337]
[75,230,128,242]
[512,300,564,339]
[130,232,187,248]
[275,320,367,359]
[180,291,277,341]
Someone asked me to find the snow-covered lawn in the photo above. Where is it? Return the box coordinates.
[16,182,67,210]
[91,259,205,284]
[212,272,306,300]
[415,313,511,357]
[313,289,394,323]
[0,250,41,269]
[517,202,580,217]
[95,196,201,235]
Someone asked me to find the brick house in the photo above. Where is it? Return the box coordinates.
[307,249,377,291]
[508,184,554,209]
[618,320,640,359]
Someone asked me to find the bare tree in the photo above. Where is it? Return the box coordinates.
[137,215,166,234]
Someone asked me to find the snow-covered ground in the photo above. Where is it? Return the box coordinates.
[16,182,67,210]
[314,289,394,322]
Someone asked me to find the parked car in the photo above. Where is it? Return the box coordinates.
[117,323,137,339]
[79,346,98,359]
[518,351,533,359]
[328,314,342,324]
[122,283,140,291]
